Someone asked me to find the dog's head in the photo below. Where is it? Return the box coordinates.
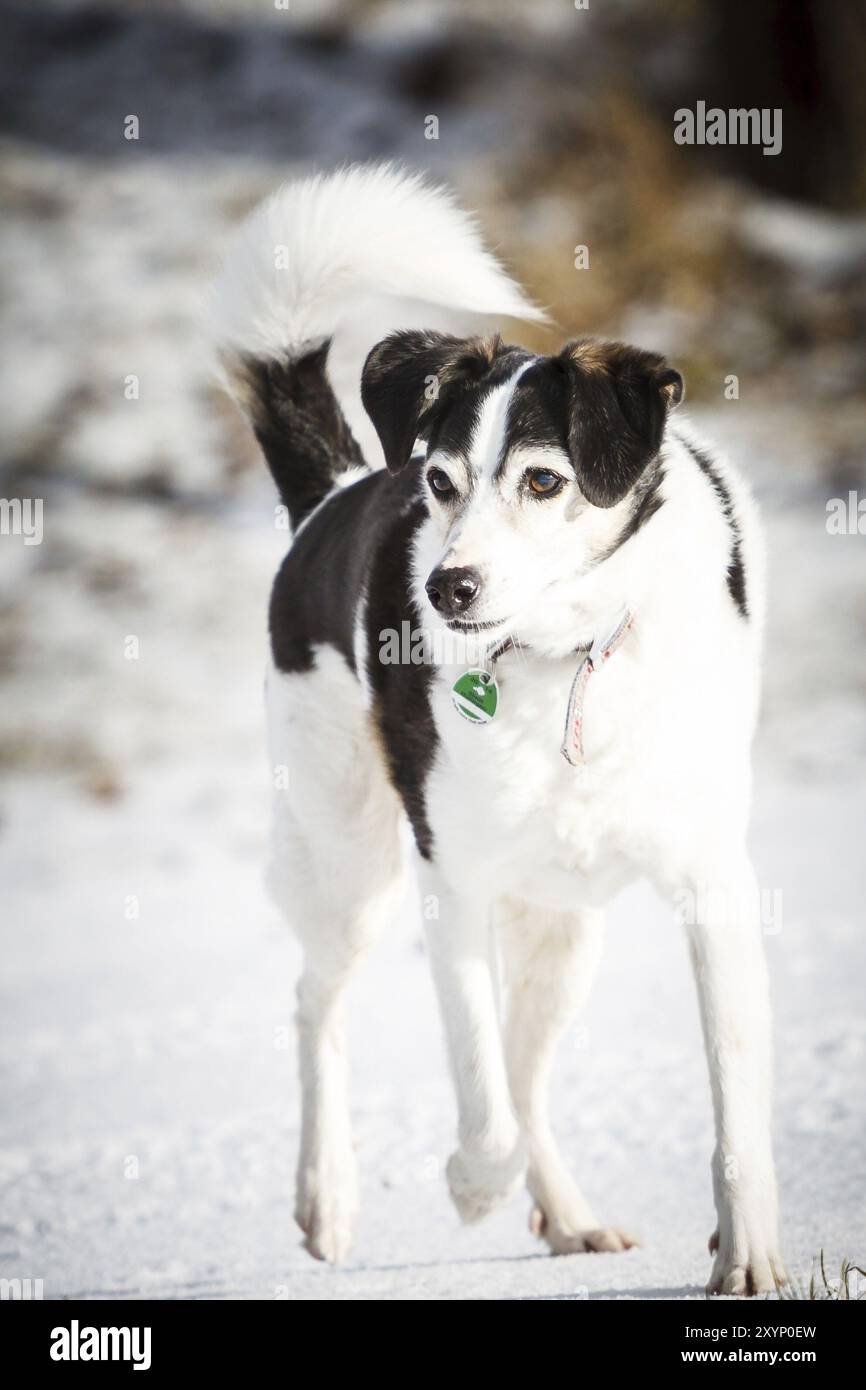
[361,331,683,643]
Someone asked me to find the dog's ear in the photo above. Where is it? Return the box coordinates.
[361,330,500,472]
[559,340,684,507]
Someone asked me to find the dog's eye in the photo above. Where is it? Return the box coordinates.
[427,468,456,499]
[527,469,564,497]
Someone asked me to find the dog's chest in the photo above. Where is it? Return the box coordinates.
[428,652,658,907]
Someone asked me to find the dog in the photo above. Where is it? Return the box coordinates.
[212,164,784,1294]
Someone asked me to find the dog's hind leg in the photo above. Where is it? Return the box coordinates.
[266,655,406,1263]
[499,898,638,1256]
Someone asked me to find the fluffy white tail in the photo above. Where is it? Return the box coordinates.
[209,163,544,512]
[211,162,545,364]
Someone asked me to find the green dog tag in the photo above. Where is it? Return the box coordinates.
[451,668,498,724]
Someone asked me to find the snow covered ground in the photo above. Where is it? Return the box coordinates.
[1,395,864,1301]
[1,14,864,1293]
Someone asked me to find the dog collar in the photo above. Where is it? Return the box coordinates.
[450,608,635,766]
[560,608,634,765]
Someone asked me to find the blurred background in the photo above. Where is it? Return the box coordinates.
[1,0,864,1300]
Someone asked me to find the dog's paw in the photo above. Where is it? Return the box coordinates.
[530,1204,639,1255]
[706,1256,786,1297]
[295,1192,357,1264]
[706,1232,787,1296]
[295,1157,358,1264]
[446,1143,526,1223]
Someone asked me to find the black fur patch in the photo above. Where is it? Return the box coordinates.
[363,332,682,514]
[269,465,439,859]
[270,469,388,675]
[424,346,532,466]
[601,461,666,559]
[362,330,530,472]
[363,493,439,861]
[496,359,570,468]
[679,436,749,618]
[501,343,682,508]
[238,342,366,528]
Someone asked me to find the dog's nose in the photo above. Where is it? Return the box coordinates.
[425,566,481,619]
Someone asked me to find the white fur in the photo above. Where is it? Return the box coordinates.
[404,413,780,1290]
[266,648,407,1263]
[210,163,547,467]
[242,169,782,1294]
[211,164,545,360]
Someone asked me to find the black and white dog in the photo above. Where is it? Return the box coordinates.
[213,164,784,1294]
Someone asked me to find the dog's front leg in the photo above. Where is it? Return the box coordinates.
[681,857,786,1295]
[501,900,638,1255]
[421,871,526,1222]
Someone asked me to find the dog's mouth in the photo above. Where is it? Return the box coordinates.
[445,616,508,633]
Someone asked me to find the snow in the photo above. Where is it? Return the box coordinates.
[1,398,864,1301]
[0,51,864,1295]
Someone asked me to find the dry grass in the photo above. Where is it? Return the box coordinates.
[777,1252,866,1301]
[467,84,864,405]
